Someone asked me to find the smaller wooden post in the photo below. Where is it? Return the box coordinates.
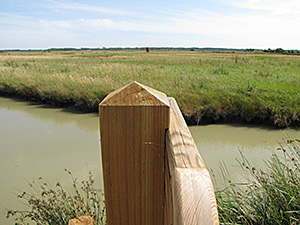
[68,216,94,225]
[99,81,170,225]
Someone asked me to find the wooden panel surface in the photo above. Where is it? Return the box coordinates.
[99,82,170,225]
[166,97,219,225]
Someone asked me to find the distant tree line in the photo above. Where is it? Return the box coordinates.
[244,48,300,55]
[262,48,300,55]
[1,47,245,52]
[1,47,299,54]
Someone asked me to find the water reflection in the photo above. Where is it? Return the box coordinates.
[0,96,99,132]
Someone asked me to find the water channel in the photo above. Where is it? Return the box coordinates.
[0,96,299,224]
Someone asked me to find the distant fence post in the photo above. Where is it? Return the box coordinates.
[99,81,170,225]
[99,81,219,225]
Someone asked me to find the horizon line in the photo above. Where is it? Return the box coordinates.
[1,47,300,51]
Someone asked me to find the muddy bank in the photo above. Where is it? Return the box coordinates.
[0,88,100,113]
[184,109,276,128]
[1,89,298,128]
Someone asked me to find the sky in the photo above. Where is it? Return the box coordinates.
[0,0,300,50]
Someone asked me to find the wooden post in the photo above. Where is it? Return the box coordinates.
[99,82,219,225]
[99,81,170,225]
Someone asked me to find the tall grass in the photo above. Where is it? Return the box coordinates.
[1,50,300,127]
[6,169,106,225]
[216,138,300,224]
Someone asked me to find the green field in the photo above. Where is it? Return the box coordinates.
[1,50,299,127]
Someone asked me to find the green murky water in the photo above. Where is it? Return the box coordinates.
[0,97,102,224]
[0,96,299,224]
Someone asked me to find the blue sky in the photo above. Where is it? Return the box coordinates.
[0,0,299,49]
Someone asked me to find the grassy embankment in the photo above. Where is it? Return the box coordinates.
[0,50,300,127]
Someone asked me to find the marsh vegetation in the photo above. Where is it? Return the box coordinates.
[7,140,300,224]
[1,50,299,127]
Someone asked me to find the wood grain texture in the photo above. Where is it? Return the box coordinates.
[100,82,219,225]
[166,97,219,225]
[99,82,170,225]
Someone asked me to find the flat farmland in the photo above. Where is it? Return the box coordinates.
[1,50,299,127]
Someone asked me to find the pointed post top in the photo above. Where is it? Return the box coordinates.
[100,81,170,106]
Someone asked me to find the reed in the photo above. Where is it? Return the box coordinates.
[6,169,106,225]
[216,139,300,224]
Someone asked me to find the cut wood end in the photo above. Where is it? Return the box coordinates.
[99,81,170,106]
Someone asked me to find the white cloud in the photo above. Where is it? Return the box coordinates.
[170,13,300,48]
[236,0,300,15]
[54,9,62,14]
[13,11,299,49]
[1,1,299,49]
[39,20,73,29]
[37,18,135,31]
[0,12,35,28]
[48,0,130,15]
[78,18,128,30]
